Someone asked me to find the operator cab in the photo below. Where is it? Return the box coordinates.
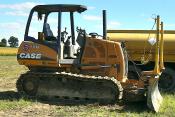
[24,4,87,63]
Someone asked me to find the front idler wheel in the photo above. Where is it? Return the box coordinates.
[22,76,39,97]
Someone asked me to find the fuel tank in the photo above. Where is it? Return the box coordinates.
[107,30,175,62]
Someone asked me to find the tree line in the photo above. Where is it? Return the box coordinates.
[0,36,19,47]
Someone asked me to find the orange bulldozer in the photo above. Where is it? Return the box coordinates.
[16,4,164,112]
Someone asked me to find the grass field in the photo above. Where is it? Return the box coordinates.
[0,56,175,116]
[0,47,18,56]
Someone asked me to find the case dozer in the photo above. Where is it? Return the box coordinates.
[17,4,164,112]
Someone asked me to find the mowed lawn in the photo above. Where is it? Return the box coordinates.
[0,56,175,116]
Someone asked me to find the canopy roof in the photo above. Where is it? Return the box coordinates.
[32,4,87,14]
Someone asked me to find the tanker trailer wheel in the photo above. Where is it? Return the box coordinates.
[128,65,141,80]
[22,76,39,96]
[158,68,175,92]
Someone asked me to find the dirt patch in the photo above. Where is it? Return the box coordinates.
[0,103,57,117]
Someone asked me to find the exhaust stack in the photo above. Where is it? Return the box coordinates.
[103,10,107,39]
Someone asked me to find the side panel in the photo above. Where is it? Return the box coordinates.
[81,37,107,65]
[81,37,126,81]
[106,42,126,81]
[17,41,58,67]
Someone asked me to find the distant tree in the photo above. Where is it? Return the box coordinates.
[8,36,19,47]
[1,38,7,47]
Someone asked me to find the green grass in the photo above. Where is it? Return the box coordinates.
[0,56,175,116]
[0,99,32,110]
[0,56,27,77]
[159,94,175,115]
[0,56,31,111]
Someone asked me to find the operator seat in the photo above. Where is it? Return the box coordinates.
[76,29,86,60]
[43,23,56,41]
[43,23,54,37]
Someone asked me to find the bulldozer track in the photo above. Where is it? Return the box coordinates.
[16,71,123,104]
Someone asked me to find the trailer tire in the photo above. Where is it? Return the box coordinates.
[158,68,175,92]
[128,65,141,80]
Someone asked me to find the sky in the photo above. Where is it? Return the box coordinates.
[1,0,175,44]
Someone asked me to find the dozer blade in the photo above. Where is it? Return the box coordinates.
[147,76,163,112]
